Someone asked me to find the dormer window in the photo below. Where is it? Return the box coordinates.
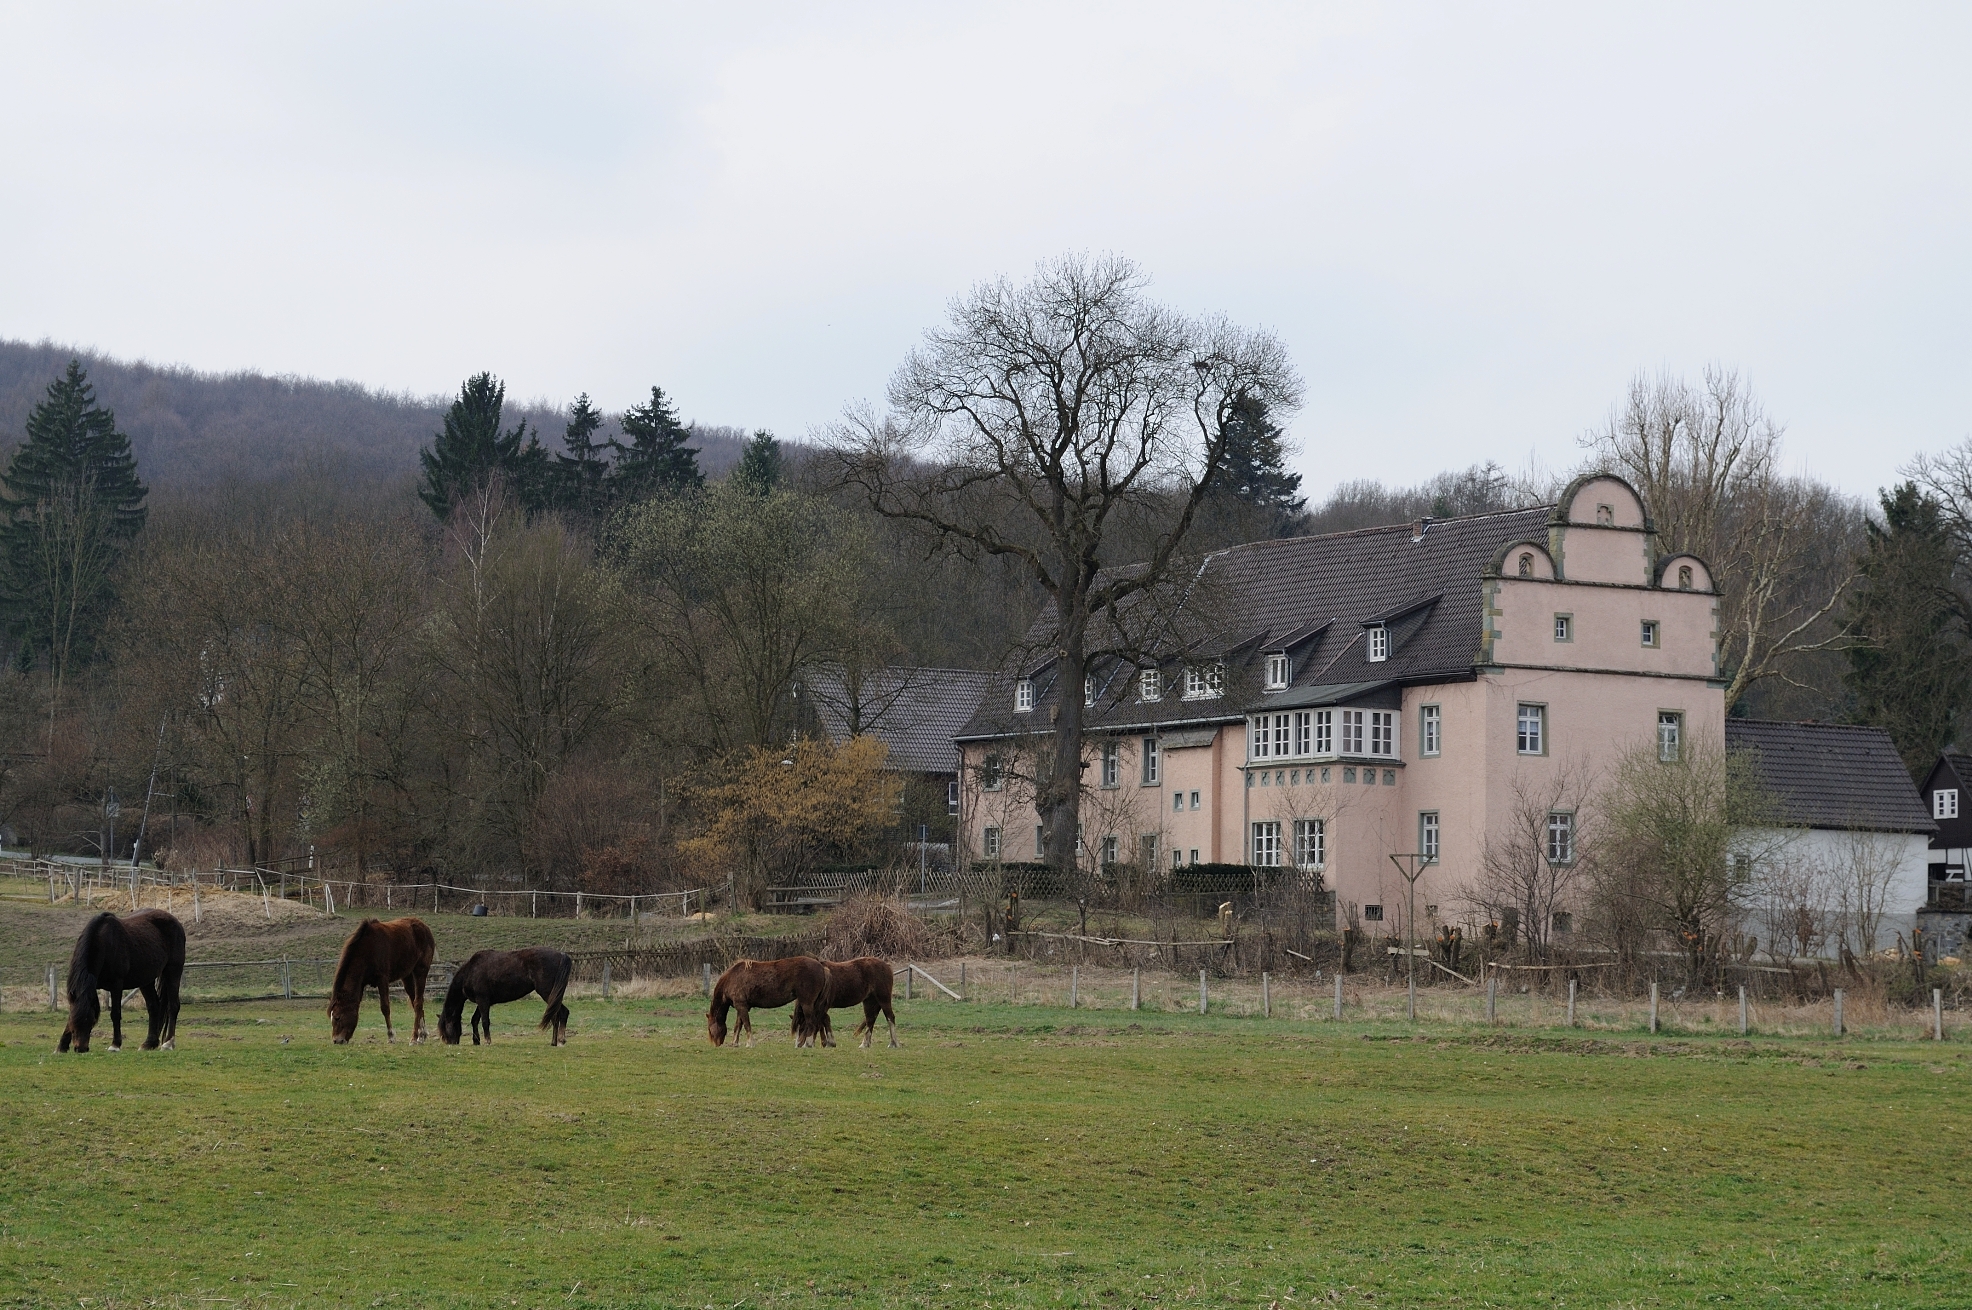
[1264,653,1289,690]
[1084,675,1096,708]
[1678,565,1693,591]
[1014,678,1034,713]
[1937,789,1960,820]
[1183,662,1224,700]
[1366,625,1388,662]
[1140,668,1162,702]
[1517,553,1533,577]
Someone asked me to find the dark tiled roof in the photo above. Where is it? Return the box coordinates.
[1725,719,1935,833]
[807,667,991,774]
[956,506,1552,739]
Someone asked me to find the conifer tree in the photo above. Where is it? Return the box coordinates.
[0,359,147,687]
[555,392,610,519]
[732,429,782,494]
[1845,482,1972,775]
[609,386,702,503]
[1218,395,1306,534]
[418,373,549,518]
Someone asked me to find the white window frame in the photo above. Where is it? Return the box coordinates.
[1084,675,1097,708]
[983,826,1001,857]
[1369,711,1394,757]
[1936,788,1960,821]
[980,754,1004,791]
[1190,790,1201,811]
[1101,834,1119,866]
[1264,652,1289,690]
[1641,620,1660,649]
[1516,703,1545,756]
[1314,709,1333,755]
[1553,613,1572,642]
[1141,736,1160,786]
[1293,818,1325,869]
[1546,811,1575,865]
[1657,710,1682,763]
[1418,811,1439,863]
[1251,717,1270,760]
[1034,825,1045,857]
[1184,661,1225,700]
[1366,625,1388,662]
[1140,668,1162,702]
[1172,791,1184,812]
[1420,703,1441,757]
[1341,709,1365,755]
[1014,678,1034,713]
[947,780,959,814]
[1293,711,1313,756]
[1251,820,1282,868]
[1100,741,1119,788]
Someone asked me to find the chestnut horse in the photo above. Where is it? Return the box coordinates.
[328,917,434,1043]
[707,957,829,1047]
[800,956,898,1049]
[438,948,573,1046]
[58,909,186,1053]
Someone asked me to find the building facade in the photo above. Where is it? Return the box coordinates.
[955,475,1725,935]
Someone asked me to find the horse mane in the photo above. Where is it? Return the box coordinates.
[329,919,380,1001]
[67,913,122,1010]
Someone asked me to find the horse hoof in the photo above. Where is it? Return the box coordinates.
[108,1045,121,1053]
[161,1040,174,1051]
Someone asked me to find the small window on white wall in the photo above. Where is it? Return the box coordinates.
[1420,704,1441,756]
[1265,652,1289,690]
[1936,789,1960,820]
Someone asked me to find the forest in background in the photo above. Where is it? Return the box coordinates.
[0,322,1961,907]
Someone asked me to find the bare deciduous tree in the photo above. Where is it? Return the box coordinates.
[1473,760,1597,965]
[1583,367,1860,708]
[834,254,1301,875]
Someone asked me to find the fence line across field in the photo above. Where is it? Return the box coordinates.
[1,857,707,921]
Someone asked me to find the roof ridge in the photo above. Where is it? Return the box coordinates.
[1731,719,1891,734]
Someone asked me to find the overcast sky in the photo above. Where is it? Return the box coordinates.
[2,3,1967,499]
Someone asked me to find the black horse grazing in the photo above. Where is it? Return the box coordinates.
[438,948,573,1046]
[59,909,186,1053]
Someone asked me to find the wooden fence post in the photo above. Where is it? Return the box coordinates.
[1649,982,1659,1034]
[1407,974,1415,1023]
[1131,967,1140,1011]
[1262,971,1271,1019]
[1936,988,1945,1042]
[1832,988,1843,1037]
[602,960,611,999]
[1487,974,1498,1025]
[1334,973,1343,1021]
[1567,978,1577,1028]
[960,961,967,1000]
[905,966,913,1001]
[1738,985,1748,1036]
[1198,969,1207,1016]
[48,964,57,1009]
[1010,963,1017,1005]
[702,962,712,996]
[282,958,292,1002]
[1069,967,1078,1009]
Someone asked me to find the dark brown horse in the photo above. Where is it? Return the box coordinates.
[328,917,435,1043]
[707,957,829,1047]
[58,909,186,1053]
[438,948,573,1046]
[800,956,898,1049]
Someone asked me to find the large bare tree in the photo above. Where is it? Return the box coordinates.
[1583,367,1859,709]
[834,254,1300,875]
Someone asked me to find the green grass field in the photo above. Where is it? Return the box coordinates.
[2,988,1968,1309]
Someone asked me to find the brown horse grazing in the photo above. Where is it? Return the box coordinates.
[707,957,829,1047]
[438,948,573,1046]
[58,910,186,1053]
[799,956,898,1049]
[328,917,435,1044]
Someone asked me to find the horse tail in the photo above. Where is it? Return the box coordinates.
[538,952,572,1031]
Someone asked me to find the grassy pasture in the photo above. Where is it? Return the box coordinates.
[2,989,1968,1309]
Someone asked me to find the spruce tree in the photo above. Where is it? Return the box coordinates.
[1217,395,1306,535]
[0,360,147,680]
[1844,482,1972,775]
[732,429,782,494]
[609,386,702,503]
[555,393,610,519]
[418,373,549,518]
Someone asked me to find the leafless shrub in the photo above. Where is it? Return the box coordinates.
[817,893,955,961]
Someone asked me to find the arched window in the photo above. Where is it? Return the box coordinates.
[1517,553,1533,577]
[1678,565,1693,591]
[1596,503,1614,526]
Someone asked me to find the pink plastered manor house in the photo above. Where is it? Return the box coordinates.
[953,475,1723,936]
